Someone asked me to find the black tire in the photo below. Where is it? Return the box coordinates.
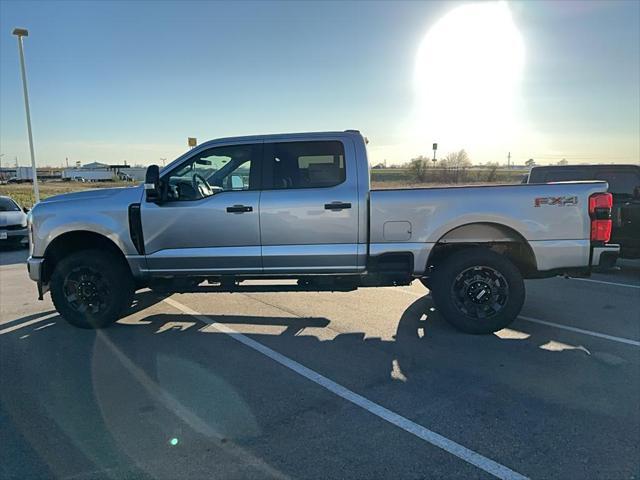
[50,249,134,329]
[430,247,525,334]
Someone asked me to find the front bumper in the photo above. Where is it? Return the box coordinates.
[27,256,48,300]
[591,244,620,268]
[27,256,44,282]
[0,227,28,243]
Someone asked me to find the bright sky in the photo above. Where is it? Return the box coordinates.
[0,0,638,167]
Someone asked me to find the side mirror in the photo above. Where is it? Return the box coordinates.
[145,165,161,202]
[231,175,244,190]
[23,207,30,213]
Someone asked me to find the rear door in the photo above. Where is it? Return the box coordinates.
[259,138,361,273]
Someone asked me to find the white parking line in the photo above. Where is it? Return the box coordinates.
[163,297,528,480]
[518,316,640,347]
[0,313,59,335]
[34,322,56,331]
[568,277,640,290]
[395,288,640,347]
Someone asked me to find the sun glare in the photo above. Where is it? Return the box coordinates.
[413,2,525,153]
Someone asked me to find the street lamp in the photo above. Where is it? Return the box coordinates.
[12,27,40,203]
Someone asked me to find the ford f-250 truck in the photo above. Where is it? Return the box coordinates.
[27,131,619,333]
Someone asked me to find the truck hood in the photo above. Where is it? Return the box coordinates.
[40,186,141,204]
[0,211,27,227]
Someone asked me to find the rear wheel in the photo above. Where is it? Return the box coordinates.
[50,249,134,329]
[430,248,525,334]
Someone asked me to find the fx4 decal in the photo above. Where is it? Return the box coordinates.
[534,196,578,207]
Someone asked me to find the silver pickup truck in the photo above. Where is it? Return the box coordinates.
[27,130,618,333]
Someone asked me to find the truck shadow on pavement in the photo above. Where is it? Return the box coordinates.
[0,245,29,267]
[1,291,636,480]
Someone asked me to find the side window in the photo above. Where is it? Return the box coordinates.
[164,143,260,201]
[594,170,639,197]
[265,141,345,189]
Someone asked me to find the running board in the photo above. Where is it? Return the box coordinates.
[149,281,359,294]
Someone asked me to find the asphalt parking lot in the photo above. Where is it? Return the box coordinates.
[1,247,639,480]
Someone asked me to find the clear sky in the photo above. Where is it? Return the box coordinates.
[1,0,638,167]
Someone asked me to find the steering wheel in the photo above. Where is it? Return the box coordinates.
[192,173,214,198]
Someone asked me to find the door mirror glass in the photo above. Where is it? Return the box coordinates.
[230,175,244,190]
[145,165,161,202]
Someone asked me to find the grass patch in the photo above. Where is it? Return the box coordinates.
[0,181,136,207]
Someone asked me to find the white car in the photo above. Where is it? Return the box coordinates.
[0,196,29,248]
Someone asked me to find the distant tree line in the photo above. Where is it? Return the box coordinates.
[408,149,478,183]
[371,151,571,185]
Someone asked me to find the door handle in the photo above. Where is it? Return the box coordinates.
[226,205,253,213]
[324,202,352,210]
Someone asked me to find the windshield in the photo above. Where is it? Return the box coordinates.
[0,198,20,212]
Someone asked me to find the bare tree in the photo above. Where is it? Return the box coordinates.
[440,150,471,183]
[441,149,472,169]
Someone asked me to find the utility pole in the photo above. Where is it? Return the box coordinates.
[13,27,40,203]
[507,151,511,170]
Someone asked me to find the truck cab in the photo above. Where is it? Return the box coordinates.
[140,132,369,276]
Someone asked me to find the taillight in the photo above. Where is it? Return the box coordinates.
[589,192,612,243]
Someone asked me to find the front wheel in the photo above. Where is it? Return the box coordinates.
[430,248,525,334]
[50,249,134,329]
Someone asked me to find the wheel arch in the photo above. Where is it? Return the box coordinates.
[42,230,130,284]
[426,222,538,277]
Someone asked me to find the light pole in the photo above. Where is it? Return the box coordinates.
[12,27,40,203]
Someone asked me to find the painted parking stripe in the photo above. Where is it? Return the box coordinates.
[568,277,640,290]
[395,288,639,347]
[163,297,528,480]
[518,316,640,347]
[0,313,59,335]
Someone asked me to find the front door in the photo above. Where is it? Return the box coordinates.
[259,139,360,273]
[141,143,263,275]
